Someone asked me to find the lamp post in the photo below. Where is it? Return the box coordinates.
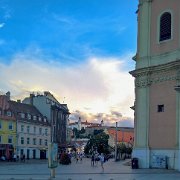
[115,122,118,161]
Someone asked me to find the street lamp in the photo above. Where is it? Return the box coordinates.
[115,122,118,161]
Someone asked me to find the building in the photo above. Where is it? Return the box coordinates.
[10,101,51,159]
[23,91,70,148]
[0,92,16,159]
[0,92,51,159]
[69,118,103,130]
[130,0,180,170]
[105,127,134,148]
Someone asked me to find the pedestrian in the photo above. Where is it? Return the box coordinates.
[23,154,25,162]
[13,154,17,162]
[91,154,95,166]
[99,153,105,172]
[79,152,83,162]
[75,152,79,163]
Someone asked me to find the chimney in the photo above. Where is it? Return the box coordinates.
[30,93,34,105]
[6,91,10,101]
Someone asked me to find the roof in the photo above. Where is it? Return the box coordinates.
[9,101,50,126]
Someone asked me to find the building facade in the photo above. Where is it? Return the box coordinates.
[23,91,70,148]
[9,101,51,159]
[0,92,16,159]
[130,0,180,170]
[0,92,51,159]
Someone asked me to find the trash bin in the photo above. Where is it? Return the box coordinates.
[131,158,139,169]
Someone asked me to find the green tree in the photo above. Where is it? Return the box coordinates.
[84,132,110,155]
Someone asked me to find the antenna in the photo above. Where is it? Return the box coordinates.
[63,97,65,103]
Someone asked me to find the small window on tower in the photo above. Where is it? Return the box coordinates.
[159,12,171,42]
[158,105,164,112]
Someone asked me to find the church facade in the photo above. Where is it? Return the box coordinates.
[130,0,180,170]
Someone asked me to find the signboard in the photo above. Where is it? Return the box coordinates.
[48,143,58,168]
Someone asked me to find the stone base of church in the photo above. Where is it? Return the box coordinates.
[132,148,180,170]
[132,148,150,168]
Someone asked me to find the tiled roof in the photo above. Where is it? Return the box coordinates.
[9,101,50,126]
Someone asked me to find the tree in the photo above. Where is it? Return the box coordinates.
[117,143,127,160]
[84,132,110,155]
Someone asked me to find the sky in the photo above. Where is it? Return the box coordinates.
[0,0,138,127]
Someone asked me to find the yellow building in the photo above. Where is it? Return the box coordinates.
[0,118,17,159]
[0,92,17,159]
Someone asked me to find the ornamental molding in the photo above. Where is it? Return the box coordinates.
[130,60,180,78]
[131,60,180,88]
[135,74,177,88]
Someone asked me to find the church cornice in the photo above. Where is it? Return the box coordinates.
[130,60,180,88]
[130,60,180,78]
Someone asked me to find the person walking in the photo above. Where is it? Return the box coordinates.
[99,153,105,172]
[91,154,95,166]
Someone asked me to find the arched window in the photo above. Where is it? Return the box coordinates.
[159,12,171,41]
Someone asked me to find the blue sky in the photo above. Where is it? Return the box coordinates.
[0,0,138,127]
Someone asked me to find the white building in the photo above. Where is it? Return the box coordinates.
[10,101,51,159]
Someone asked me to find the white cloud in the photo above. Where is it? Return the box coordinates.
[0,52,134,126]
[0,23,5,28]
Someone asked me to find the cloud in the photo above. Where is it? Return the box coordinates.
[69,110,134,127]
[0,50,134,126]
[0,23,5,28]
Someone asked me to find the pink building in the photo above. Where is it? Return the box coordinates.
[130,0,180,170]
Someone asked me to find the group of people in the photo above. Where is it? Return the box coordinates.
[91,152,106,172]
[0,154,25,162]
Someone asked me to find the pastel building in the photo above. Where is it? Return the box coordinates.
[0,92,16,159]
[0,92,51,159]
[130,0,180,170]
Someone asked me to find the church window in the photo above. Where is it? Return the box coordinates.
[159,12,171,42]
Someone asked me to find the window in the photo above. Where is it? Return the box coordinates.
[33,115,36,120]
[6,110,12,117]
[21,137,24,144]
[159,12,171,41]
[39,139,42,145]
[8,136,13,144]
[158,104,164,112]
[33,138,36,145]
[39,128,42,135]
[45,139,48,146]
[0,121,2,129]
[0,135,2,143]
[21,113,25,118]
[27,126,30,133]
[44,118,47,122]
[45,129,48,136]
[27,114,31,120]
[21,125,24,132]
[8,122,13,130]
[0,110,2,115]
[27,137,30,144]
[34,126,36,134]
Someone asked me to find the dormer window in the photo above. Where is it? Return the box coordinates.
[38,117,42,121]
[33,115,37,120]
[27,114,31,120]
[44,118,47,122]
[21,113,25,118]
[159,12,171,42]
[7,111,12,117]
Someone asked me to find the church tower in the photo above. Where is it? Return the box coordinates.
[130,0,180,170]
